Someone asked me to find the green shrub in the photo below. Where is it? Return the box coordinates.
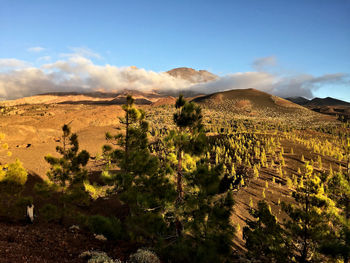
[39,203,60,222]
[65,186,90,206]
[0,159,27,185]
[87,215,122,240]
[15,196,33,207]
[33,181,55,198]
[3,196,34,221]
[71,211,88,226]
[84,181,106,200]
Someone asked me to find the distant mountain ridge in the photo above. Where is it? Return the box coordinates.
[286,96,350,121]
[306,97,350,107]
[286,96,350,107]
[285,96,310,106]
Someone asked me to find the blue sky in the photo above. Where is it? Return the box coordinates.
[0,0,349,100]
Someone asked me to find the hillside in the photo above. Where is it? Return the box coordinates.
[0,90,161,107]
[192,88,325,121]
[166,67,218,83]
[151,96,177,107]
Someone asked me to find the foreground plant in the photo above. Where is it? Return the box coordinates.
[160,95,236,263]
[283,162,336,263]
[45,124,90,220]
[45,124,90,187]
[103,95,176,242]
[0,133,27,186]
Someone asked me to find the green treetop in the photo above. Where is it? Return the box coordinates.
[243,200,291,262]
[45,124,90,187]
[321,134,350,263]
[103,95,176,243]
[283,162,336,263]
[166,94,206,202]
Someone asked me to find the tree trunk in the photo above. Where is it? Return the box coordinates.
[60,199,66,225]
[125,111,129,173]
[347,154,350,180]
[177,150,183,202]
[175,149,183,237]
[300,192,310,263]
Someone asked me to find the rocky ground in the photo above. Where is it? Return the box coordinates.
[0,221,135,263]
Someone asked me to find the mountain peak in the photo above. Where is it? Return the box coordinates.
[166,67,217,83]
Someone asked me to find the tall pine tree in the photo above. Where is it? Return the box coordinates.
[162,95,236,263]
[283,162,336,263]
[45,124,90,187]
[321,135,350,262]
[45,124,90,221]
[166,94,205,203]
[103,95,176,243]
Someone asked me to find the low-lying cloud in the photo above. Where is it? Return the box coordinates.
[194,71,348,99]
[0,54,348,100]
[0,56,192,100]
[0,59,31,70]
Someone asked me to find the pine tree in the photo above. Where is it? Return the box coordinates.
[45,124,90,187]
[321,135,350,262]
[45,124,90,221]
[103,95,176,242]
[165,94,206,203]
[161,95,236,262]
[321,169,350,262]
[283,162,335,263]
[163,164,236,263]
[243,200,291,262]
[104,95,145,174]
[253,165,259,179]
[249,197,253,208]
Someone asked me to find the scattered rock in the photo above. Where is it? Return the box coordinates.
[128,249,160,263]
[69,225,80,232]
[79,251,122,263]
[94,234,107,241]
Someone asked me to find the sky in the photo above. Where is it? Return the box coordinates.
[0,0,349,101]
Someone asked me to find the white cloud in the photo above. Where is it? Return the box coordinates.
[60,47,102,59]
[0,58,30,70]
[0,55,192,100]
[192,72,276,94]
[27,46,45,53]
[0,54,348,100]
[194,71,349,99]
